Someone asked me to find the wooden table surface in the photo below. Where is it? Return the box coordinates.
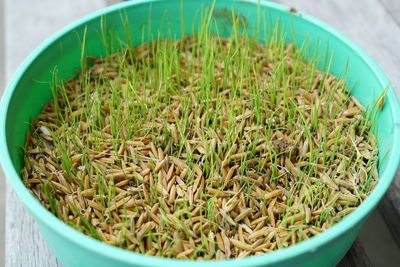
[4,0,400,266]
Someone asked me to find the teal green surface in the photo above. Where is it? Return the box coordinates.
[1,0,399,266]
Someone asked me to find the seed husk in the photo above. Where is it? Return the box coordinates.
[22,17,379,260]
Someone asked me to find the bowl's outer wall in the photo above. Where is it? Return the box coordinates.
[35,213,364,267]
[1,0,399,267]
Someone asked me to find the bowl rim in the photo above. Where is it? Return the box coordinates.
[1,0,400,266]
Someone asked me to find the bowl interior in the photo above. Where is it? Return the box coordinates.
[2,0,399,266]
[5,0,396,174]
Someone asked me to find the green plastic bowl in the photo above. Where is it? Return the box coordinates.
[1,0,400,266]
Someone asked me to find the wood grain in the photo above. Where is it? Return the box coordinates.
[338,239,373,267]
[379,194,400,247]
[380,0,400,26]
[0,0,5,265]
[5,194,60,267]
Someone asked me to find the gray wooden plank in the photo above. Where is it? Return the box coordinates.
[357,209,400,267]
[4,1,107,266]
[4,0,400,266]
[5,196,61,267]
[379,193,400,246]
[0,0,5,265]
[338,238,372,267]
[380,0,400,26]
